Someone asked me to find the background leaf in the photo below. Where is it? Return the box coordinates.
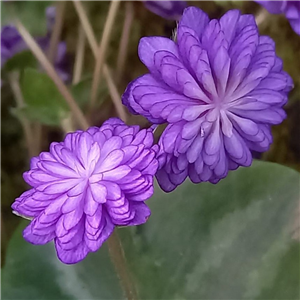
[2,51,38,72]
[1,1,52,35]
[2,161,299,299]
[18,68,69,126]
[71,77,108,110]
[71,78,92,109]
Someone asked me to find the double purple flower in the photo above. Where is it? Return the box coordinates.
[256,1,300,35]
[143,1,187,20]
[122,7,293,192]
[12,119,159,264]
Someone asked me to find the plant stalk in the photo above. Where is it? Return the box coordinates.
[73,1,98,57]
[47,1,66,63]
[73,0,126,124]
[255,7,268,26]
[103,65,127,122]
[116,2,134,84]
[8,72,36,157]
[15,19,89,131]
[73,25,86,85]
[107,230,138,300]
[90,0,121,112]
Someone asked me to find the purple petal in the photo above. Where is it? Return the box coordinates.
[126,202,151,225]
[55,239,90,264]
[138,36,179,78]
[179,6,209,39]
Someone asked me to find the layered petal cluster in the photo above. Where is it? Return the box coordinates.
[143,1,187,20]
[256,1,300,35]
[12,118,159,264]
[122,7,293,192]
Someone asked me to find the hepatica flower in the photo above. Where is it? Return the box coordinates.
[256,1,300,35]
[37,6,70,82]
[46,6,56,32]
[37,37,70,82]
[12,119,159,264]
[1,6,69,81]
[1,25,27,67]
[122,7,293,192]
[143,1,187,20]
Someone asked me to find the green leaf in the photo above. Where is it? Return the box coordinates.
[1,1,52,35]
[71,78,92,109]
[11,107,64,127]
[18,68,69,126]
[2,161,300,299]
[122,161,300,299]
[1,223,123,300]
[71,77,108,109]
[2,51,38,72]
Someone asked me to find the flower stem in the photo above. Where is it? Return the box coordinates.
[8,72,37,157]
[73,25,86,85]
[73,0,125,124]
[90,0,121,113]
[73,1,98,56]
[47,1,66,63]
[116,2,134,84]
[15,19,89,131]
[103,64,127,122]
[255,8,269,26]
[107,230,138,300]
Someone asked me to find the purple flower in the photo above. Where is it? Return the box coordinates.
[12,118,159,264]
[256,1,300,35]
[1,25,27,67]
[143,1,187,20]
[37,37,70,82]
[1,6,70,82]
[46,6,56,32]
[122,7,293,192]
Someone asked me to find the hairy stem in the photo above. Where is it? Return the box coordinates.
[90,0,121,112]
[73,25,86,85]
[103,65,127,122]
[107,230,138,300]
[73,0,126,124]
[255,8,268,26]
[73,1,98,57]
[47,1,66,63]
[116,2,134,84]
[15,19,89,130]
[8,72,36,157]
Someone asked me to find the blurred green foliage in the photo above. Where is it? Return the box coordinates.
[71,77,108,111]
[2,51,37,72]
[17,69,69,126]
[1,1,52,35]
